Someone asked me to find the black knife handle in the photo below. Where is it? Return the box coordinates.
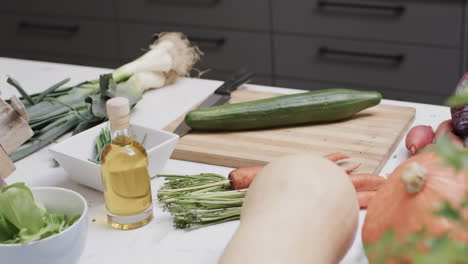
[215,72,255,96]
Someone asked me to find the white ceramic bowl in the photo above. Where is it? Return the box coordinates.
[49,122,179,191]
[0,187,88,264]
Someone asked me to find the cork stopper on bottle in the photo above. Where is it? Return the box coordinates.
[106,97,130,130]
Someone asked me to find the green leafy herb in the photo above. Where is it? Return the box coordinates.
[90,127,111,164]
[365,230,468,264]
[90,127,148,164]
[0,183,80,244]
[435,201,461,221]
[428,135,468,171]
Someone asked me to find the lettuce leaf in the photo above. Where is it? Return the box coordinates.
[0,183,80,244]
[0,214,18,242]
[0,183,46,234]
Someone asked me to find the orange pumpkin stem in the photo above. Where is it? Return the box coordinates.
[401,162,427,194]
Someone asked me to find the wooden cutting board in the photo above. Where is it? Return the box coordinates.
[165,89,416,174]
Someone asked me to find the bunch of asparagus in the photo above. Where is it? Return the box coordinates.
[158,174,246,229]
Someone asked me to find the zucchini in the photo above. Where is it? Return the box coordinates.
[185,89,382,131]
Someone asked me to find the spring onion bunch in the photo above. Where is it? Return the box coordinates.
[8,32,201,161]
[158,174,246,230]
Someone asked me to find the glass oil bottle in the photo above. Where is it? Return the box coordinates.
[100,97,153,230]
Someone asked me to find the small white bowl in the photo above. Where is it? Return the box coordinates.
[0,187,88,264]
[49,122,179,191]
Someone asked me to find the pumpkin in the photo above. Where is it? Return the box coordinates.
[362,152,468,246]
[219,154,359,264]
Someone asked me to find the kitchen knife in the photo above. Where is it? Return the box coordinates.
[173,71,255,137]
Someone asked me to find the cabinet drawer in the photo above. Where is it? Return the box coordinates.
[0,15,119,59]
[120,23,272,76]
[116,0,269,31]
[275,78,447,105]
[0,49,121,69]
[272,0,463,47]
[0,0,115,19]
[273,35,460,95]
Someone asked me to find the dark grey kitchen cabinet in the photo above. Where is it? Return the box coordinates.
[0,0,467,104]
[0,49,121,69]
[274,35,460,97]
[271,0,466,104]
[0,14,119,59]
[115,0,272,84]
[119,22,272,85]
[271,0,463,47]
[275,78,455,105]
[115,0,270,31]
[0,0,116,19]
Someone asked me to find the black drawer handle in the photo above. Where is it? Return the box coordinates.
[317,1,405,15]
[148,0,220,7]
[18,21,80,34]
[318,47,405,63]
[188,36,226,49]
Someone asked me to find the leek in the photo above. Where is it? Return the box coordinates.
[8,32,201,161]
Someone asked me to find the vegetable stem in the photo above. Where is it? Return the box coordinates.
[35,78,70,103]
[159,180,231,195]
[7,77,35,105]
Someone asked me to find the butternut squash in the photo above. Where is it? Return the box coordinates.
[219,154,359,264]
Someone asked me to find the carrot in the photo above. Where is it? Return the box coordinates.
[346,163,362,174]
[324,152,350,162]
[229,166,263,190]
[434,119,464,147]
[324,152,361,173]
[350,174,386,192]
[357,191,376,209]
[229,153,357,190]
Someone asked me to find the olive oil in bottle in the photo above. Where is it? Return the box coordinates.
[100,97,153,230]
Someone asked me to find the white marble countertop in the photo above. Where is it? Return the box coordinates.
[0,57,452,264]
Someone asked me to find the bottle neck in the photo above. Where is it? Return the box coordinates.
[109,122,133,146]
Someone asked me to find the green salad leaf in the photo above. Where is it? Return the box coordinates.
[0,215,18,242]
[0,183,46,234]
[0,183,81,244]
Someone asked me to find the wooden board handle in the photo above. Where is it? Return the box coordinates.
[0,98,34,154]
[0,145,15,179]
[10,95,29,122]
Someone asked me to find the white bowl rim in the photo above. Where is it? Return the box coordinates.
[0,186,88,247]
[49,123,179,168]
